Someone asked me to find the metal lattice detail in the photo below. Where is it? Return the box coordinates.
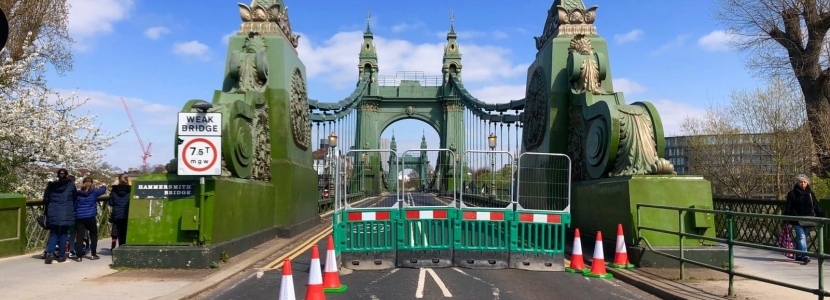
[713,198,818,251]
[25,200,112,252]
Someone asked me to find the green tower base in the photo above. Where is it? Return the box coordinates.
[0,194,26,259]
[112,175,319,269]
[571,175,728,268]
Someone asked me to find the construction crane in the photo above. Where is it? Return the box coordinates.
[121,97,152,172]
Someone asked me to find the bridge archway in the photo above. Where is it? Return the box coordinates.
[380,119,439,192]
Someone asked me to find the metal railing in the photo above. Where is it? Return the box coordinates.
[636,203,830,298]
[712,197,821,251]
[25,197,113,252]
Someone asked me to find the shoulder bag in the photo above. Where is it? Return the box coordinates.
[798,194,819,227]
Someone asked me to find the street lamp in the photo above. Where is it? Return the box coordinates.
[488,133,497,197]
[328,132,338,195]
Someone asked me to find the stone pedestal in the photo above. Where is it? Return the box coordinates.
[570,175,728,267]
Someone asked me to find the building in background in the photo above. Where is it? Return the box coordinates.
[665,134,810,199]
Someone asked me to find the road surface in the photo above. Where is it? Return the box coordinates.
[199,193,658,300]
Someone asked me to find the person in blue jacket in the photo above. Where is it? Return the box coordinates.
[74,177,107,261]
[42,169,77,264]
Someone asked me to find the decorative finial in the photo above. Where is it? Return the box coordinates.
[366,10,371,25]
[450,10,455,31]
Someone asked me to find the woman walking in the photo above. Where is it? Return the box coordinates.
[42,169,77,264]
[108,174,131,248]
[74,177,107,261]
[784,174,825,265]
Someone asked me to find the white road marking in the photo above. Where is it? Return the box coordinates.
[426,268,453,297]
[416,268,427,298]
[492,287,500,300]
[452,267,501,300]
[370,295,380,300]
[416,268,453,298]
[256,270,264,278]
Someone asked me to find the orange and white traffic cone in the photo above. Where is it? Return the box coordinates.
[279,259,297,300]
[305,245,326,300]
[322,235,347,293]
[565,228,587,273]
[610,224,636,269]
[584,231,613,279]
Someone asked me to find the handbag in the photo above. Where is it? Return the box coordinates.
[36,214,49,229]
[778,223,795,258]
[798,193,819,227]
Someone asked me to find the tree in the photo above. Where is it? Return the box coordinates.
[681,77,813,199]
[0,0,73,78]
[0,33,123,198]
[714,0,830,176]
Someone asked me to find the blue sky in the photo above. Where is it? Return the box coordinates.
[48,0,762,171]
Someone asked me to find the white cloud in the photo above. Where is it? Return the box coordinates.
[652,35,687,55]
[173,41,210,61]
[144,26,170,40]
[469,85,526,103]
[613,78,646,95]
[391,21,425,33]
[614,29,643,44]
[646,99,706,137]
[67,0,134,49]
[492,31,509,39]
[222,31,238,45]
[698,30,737,52]
[297,31,529,90]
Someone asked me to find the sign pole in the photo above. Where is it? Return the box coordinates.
[177,103,221,243]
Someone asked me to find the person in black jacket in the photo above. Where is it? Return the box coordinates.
[42,168,78,264]
[108,173,131,247]
[783,174,825,265]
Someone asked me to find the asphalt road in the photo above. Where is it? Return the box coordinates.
[200,194,658,300]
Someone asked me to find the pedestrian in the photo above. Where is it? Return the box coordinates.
[74,177,107,261]
[42,169,77,264]
[108,173,131,247]
[783,174,824,265]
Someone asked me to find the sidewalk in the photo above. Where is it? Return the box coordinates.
[600,244,828,300]
[0,240,191,300]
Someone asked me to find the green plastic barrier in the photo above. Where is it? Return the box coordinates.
[397,207,456,268]
[509,209,570,271]
[452,207,514,269]
[337,207,398,270]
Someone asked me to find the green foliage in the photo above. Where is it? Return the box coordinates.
[812,175,830,199]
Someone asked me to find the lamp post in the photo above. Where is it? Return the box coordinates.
[328,132,338,197]
[488,133,497,197]
[361,153,367,192]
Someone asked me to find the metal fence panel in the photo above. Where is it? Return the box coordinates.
[460,150,515,208]
[398,149,458,206]
[334,149,400,270]
[509,210,571,271]
[516,152,571,211]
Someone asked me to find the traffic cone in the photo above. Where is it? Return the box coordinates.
[305,245,326,300]
[610,224,636,269]
[584,231,613,279]
[322,235,347,293]
[565,228,587,273]
[279,259,297,300]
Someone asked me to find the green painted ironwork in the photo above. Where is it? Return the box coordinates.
[637,203,830,298]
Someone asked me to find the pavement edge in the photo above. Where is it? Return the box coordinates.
[572,251,692,300]
[155,196,378,300]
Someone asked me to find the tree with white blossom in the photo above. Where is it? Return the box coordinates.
[0,32,124,198]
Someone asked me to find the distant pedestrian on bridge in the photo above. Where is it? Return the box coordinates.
[42,169,77,264]
[74,177,107,261]
[108,174,132,248]
[784,174,824,265]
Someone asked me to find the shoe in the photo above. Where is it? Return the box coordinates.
[40,251,47,259]
[90,255,99,260]
[44,254,54,264]
[57,256,66,263]
[803,257,811,265]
